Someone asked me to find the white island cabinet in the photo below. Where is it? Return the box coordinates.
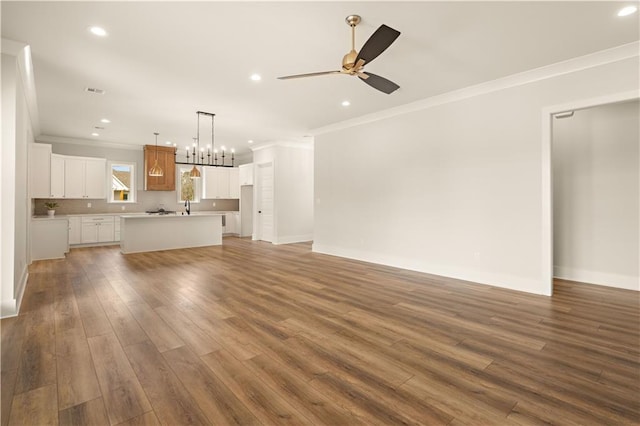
[120,213,223,254]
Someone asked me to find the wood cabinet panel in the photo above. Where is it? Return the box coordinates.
[144,145,175,191]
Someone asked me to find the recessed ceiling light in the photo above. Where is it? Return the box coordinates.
[341,100,351,107]
[250,73,261,81]
[248,140,254,144]
[100,118,110,123]
[88,26,108,37]
[165,141,172,145]
[618,5,638,16]
[91,132,99,137]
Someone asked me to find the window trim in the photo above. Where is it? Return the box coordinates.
[177,165,201,203]
[107,161,137,203]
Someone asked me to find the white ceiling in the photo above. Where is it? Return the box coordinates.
[2,1,638,155]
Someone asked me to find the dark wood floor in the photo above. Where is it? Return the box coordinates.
[2,237,639,425]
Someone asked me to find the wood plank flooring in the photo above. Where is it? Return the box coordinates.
[2,237,639,425]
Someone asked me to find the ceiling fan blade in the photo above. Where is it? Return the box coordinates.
[358,72,400,94]
[277,71,342,80]
[355,24,400,66]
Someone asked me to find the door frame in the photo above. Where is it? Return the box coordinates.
[540,89,638,296]
[254,161,275,242]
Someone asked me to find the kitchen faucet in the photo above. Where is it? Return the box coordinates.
[185,199,191,215]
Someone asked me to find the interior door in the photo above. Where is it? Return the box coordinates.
[256,162,274,242]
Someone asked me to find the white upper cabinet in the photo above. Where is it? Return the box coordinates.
[239,163,253,186]
[64,157,86,198]
[217,168,230,198]
[29,143,52,198]
[229,167,240,199]
[63,156,107,199]
[84,158,107,199]
[202,166,218,199]
[202,167,239,199]
[50,154,65,198]
[28,143,107,199]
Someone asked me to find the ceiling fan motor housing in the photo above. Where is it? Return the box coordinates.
[342,50,358,71]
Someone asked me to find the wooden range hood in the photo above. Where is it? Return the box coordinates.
[143,145,176,191]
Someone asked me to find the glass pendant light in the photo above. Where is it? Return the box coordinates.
[148,132,164,176]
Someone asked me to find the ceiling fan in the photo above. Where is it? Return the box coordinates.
[278,15,401,94]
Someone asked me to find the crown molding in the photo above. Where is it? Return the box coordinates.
[1,38,26,56]
[2,39,41,137]
[36,134,143,151]
[311,41,640,135]
[251,140,314,152]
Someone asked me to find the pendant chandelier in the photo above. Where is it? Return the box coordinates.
[175,111,232,169]
[148,132,164,177]
[190,111,215,179]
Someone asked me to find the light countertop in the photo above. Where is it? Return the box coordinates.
[33,210,238,220]
[120,212,224,219]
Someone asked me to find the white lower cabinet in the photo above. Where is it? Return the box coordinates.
[114,216,121,241]
[68,216,82,245]
[31,218,69,260]
[81,216,115,244]
[224,212,240,235]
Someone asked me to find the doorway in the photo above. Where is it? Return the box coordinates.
[542,90,639,295]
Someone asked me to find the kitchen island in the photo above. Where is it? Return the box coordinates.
[120,213,223,254]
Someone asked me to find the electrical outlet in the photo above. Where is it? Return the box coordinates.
[212,202,216,207]
[87,202,92,208]
[121,206,126,211]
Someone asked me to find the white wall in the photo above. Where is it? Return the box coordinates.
[1,42,33,317]
[14,65,31,296]
[313,55,639,296]
[553,101,639,290]
[1,52,18,317]
[252,143,314,244]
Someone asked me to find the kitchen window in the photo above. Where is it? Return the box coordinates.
[178,165,201,203]
[108,161,136,203]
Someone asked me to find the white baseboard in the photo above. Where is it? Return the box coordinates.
[15,266,28,314]
[312,243,549,295]
[553,266,639,291]
[0,266,29,319]
[274,234,314,245]
[0,300,17,318]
